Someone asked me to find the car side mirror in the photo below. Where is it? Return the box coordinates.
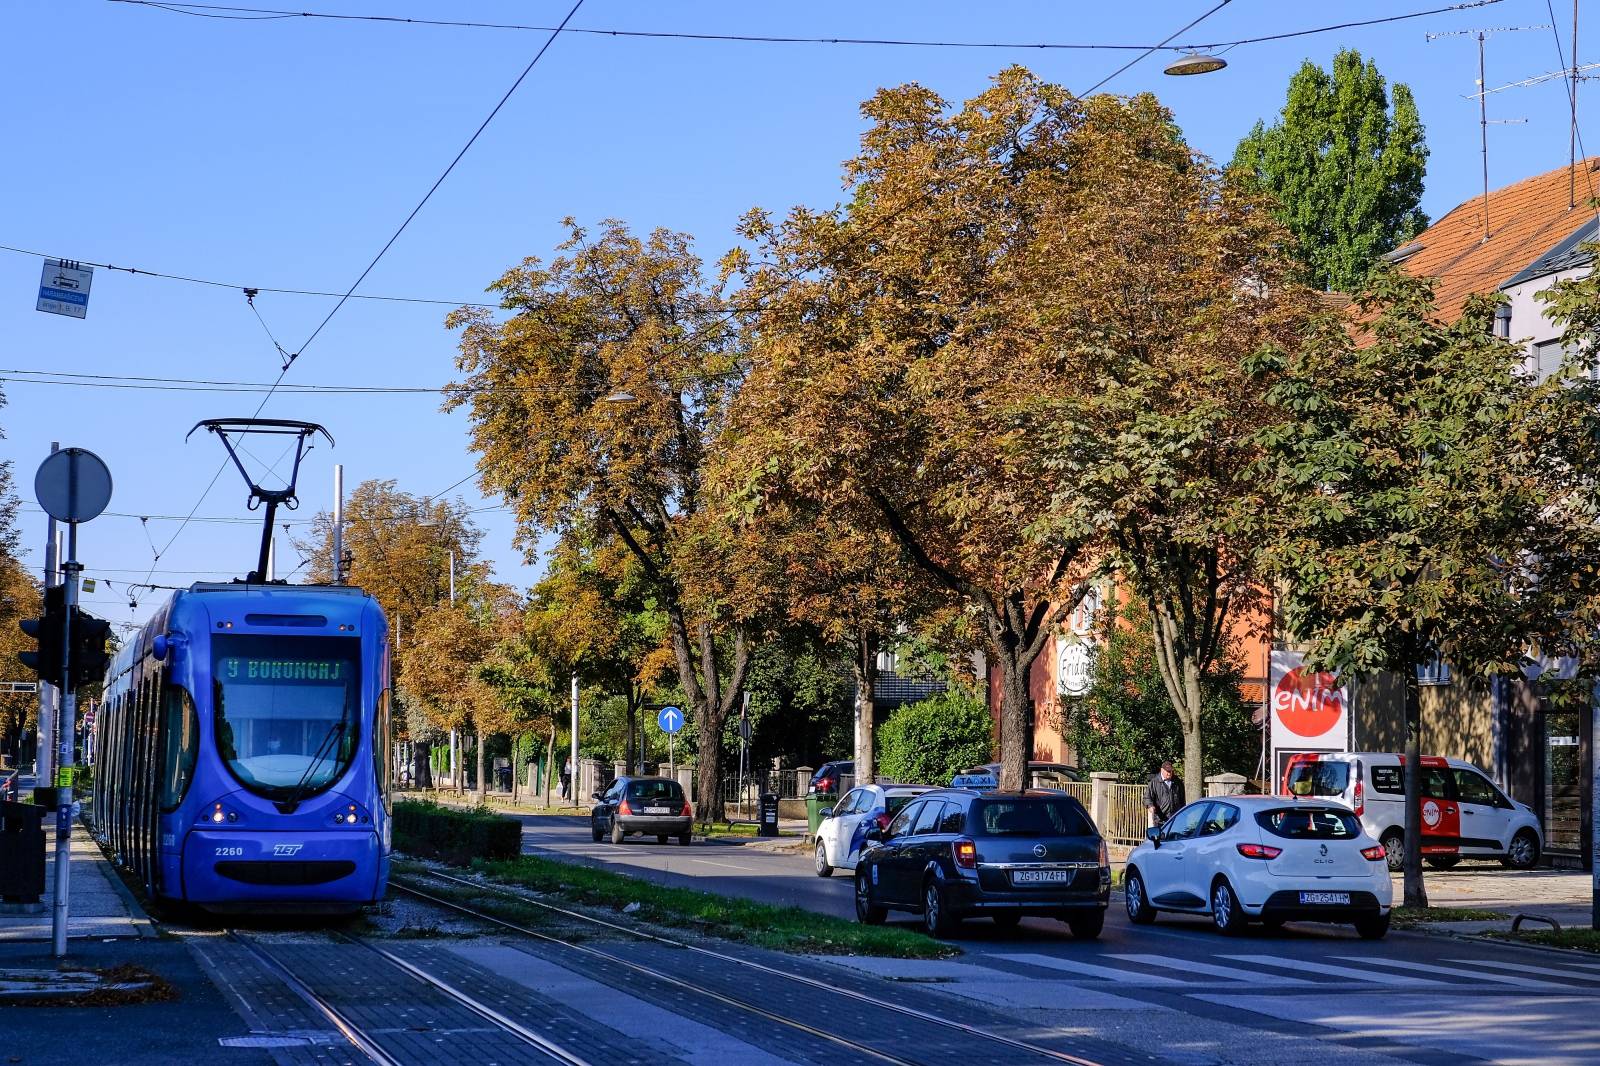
[592,791,603,801]
[818,807,834,820]
[1145,826,1161,847]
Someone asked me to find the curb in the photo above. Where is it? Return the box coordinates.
[1400,921,1600,961]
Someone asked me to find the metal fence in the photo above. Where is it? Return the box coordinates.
[1101,782,1149,846]
[718,768,807,811]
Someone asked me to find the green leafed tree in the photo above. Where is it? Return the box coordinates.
[1231,49,1428,292]
[1252,270,1600,908]
[877,689,994,787]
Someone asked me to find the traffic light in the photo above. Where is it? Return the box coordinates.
[18,584,66,686]
[70,609,112,689]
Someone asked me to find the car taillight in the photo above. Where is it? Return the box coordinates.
[953,838,977,869]
[1236,842,1282,860]
[818,777,833,792]
[618,797,633,816]
[1361,844,1386,862]
[1098,839,1108,868]
[1353,780,1365,817]
[680,800,692,817]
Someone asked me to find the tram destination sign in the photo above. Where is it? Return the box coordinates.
[219,657,350,682]
[37,259,93,319]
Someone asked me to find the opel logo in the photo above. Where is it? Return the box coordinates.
[1032,844,1047,858]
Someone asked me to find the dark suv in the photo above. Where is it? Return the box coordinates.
[854,788,1110,938]
[592,776,692,845]
[809,760,854,797]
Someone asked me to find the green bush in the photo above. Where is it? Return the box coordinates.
[877,689,994,786]
[392,799,522,866]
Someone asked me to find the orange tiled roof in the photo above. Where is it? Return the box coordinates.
[1398,158,1600,320]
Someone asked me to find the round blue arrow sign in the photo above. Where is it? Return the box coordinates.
[657,705,684,734]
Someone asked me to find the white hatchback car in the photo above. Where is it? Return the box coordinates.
[1124,796,1394,939]
[814,784,932,876]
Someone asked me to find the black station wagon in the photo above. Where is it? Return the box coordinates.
[853,788,1110,938]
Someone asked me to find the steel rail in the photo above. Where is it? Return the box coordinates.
[391,878,914,1065]
[226,931,405,1066]
[394,871,1108,1066]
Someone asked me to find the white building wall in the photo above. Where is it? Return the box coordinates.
[1501,264,1591,380]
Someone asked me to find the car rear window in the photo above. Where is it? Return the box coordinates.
[1285,760,1350,797]
[975,798,1094,838]
[627,780,683,802]
[1255,807,1361,839]
[885,794,917,816]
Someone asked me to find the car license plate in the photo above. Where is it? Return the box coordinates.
[1012,869,1072,884]
[644,807,672,815]
[1298,891,1350,905]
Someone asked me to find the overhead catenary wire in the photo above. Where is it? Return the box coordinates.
[105,0,1508,53]
[140,0,583,583]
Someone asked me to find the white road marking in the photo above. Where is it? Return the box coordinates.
[992,953,1185,985]
[1342,956,1574,990]
[1221,954,1447,987]
[1107,953,1314,986]
[1452,958,1600,984]
[690,858,758,872]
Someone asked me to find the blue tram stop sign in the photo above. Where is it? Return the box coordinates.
[657,706,685,734]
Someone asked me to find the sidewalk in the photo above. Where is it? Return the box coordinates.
[0,825,153,942]
[1403,865,1593,932]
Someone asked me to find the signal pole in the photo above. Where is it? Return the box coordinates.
[51,544,79,958]
[35,445,57,786]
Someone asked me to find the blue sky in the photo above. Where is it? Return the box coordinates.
[2,0,1591,630]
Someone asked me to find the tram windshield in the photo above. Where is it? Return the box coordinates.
[212,635,361,801]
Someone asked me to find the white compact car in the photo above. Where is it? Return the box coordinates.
[1282,752,1544,871]
[1124,796,1394,939]
[814,784,931,876]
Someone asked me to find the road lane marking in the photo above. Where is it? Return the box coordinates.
[689,858,758,872]
[1106,953,1313,986]
[1450,958,1600,985]
[992,953,1184,985]
[1221,955,1446,987]
[1341,956,1574,990]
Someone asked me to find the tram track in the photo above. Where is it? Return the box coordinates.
[226,928,595,1066]
[392,868,1114,1066]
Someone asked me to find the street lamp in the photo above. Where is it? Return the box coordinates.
[1164,52,1228,76]
[602,389,637,404]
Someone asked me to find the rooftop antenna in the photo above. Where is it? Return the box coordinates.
[187,418,333,584]
[1428,25,1547,240]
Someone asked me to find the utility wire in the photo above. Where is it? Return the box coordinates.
[1081,0,1233,96]
[106,0,1507,53]
[144,0,583,581]
[0,242,494,307]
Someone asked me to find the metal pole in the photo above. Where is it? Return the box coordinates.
[265,529,275,582]
[570,673,579,807]
[1479,32,1490,240]
[51,525,79,958]
[36,444,58,785]
[1574,0,1581,210]
[332,464,344,584]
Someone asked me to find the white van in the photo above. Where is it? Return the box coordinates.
[1281,752,1543,871]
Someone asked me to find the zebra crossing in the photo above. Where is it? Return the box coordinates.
[826,948,1600,995]
[981,950,1600,992]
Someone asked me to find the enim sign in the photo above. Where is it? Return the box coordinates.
[1272,666,1344,739]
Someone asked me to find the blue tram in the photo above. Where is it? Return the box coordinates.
[92,582,391,912]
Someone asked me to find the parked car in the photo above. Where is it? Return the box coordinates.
[1282,752,1543,871]
[1124,796,1393,939]
[809,760,854,797]
[853,788,1110,939]
[814,784,933,876]
[950,762,1082,790]
[591,776,693,845]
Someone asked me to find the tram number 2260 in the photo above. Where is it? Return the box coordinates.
[213,846,245,857]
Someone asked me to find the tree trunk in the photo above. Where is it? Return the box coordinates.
[852,630,878,785]
[625,692,639,775]
[1148,608,1210,808]
[664,598,752,824]
[544,727,556,809]
[1401,658,1429,908]
[476,728,487,803]
[995,649,1035,793]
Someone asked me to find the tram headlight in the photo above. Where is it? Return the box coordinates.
[202,802,241,825]
[331,801,370,826]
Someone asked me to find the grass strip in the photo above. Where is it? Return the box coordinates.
[1483,927,1600,954]
[1389,905,1508,928]
[470,853,955,958]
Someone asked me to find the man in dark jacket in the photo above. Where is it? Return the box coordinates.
[1145,761,1185,827]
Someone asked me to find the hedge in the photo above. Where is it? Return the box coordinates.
[877,689,995,786]
[392,799,522,866]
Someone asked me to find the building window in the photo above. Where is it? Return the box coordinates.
[1416,648,1451,687]
[1530,337,1587,382]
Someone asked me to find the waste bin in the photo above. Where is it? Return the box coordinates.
[0,800,47,904]
[806,793,827,840]
[758,792,780,837]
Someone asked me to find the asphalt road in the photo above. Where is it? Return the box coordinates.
[511,810,1600,1065]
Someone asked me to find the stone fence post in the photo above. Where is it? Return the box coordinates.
[1090,772,1118,830]
[795,767,814,794]
[1206,772,1247,798]
[677,763,695,803]
[613,760,627,782]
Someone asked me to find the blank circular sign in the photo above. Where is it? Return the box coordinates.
[34,447,113,523]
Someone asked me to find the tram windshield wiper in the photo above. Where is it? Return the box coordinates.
[275,720,346,813]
